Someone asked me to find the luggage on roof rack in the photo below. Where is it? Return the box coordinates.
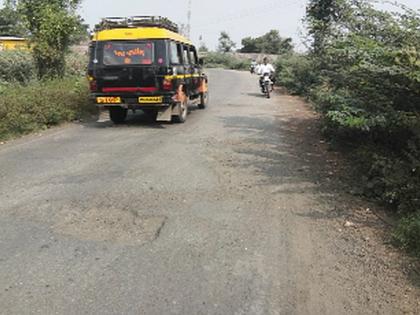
[95,16,179,33]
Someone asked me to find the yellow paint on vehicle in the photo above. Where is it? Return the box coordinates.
[164,74,201,80]
[96,97,122,104]
[139,96,163,104]
[93,27,192,45]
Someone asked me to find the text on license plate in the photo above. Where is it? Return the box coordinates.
[139,96,163,104]
[96,97,121,104]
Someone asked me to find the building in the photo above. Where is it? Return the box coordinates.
[0,36,29,51]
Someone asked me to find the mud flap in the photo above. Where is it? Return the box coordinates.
[156,107,173,122]
[171,103,182,117]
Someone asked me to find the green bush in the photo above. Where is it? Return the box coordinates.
[0,76,94,140]
[0,50,87,84]
[277,0,420,255]
[204,52,251,70]
[394,214,420,256]
[0,50,36,84]
[65,52,88,76]
[275,54,318,95]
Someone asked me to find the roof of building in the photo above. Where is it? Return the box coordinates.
[0,36,27,41]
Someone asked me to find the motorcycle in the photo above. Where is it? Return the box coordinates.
[260,72,274,98]
[250,64,256,74]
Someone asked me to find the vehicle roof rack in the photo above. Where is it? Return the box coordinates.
[95,16,179,33]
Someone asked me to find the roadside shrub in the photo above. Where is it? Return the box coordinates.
[275,54,317,95]
[0,76,94,140]
[65,52,88,76]
[275,0,420,255]
[394,213,420,256]
[0,50,35,84]
[204,52,251,70]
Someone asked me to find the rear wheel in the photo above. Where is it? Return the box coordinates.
[198,92,209,109]
[109,107,127,124]
[265,83,271,99]
[143,109,158,121]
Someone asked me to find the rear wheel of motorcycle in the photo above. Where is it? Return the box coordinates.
[265,84,271,99]
[109,107,127,124]
[198,91,209,109]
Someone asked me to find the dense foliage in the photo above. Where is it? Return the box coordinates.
[0,1,27,36]
[0,49,92,141]
[0,50,35,85]
[18,0,86,78]
[0,76,93,141]
[241,30,293,55]
[276,0,420,255]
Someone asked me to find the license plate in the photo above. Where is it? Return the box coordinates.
[139,96,163,104]
[96,97,121,104]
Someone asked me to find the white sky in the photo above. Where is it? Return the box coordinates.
[2,0,420,50]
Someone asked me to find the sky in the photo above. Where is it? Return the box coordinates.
[2,0,420,50]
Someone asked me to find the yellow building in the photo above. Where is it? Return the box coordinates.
[0,36,29,51]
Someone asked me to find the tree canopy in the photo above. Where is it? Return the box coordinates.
[0,1,26,36]
[240,30,293,55]
[218,31,236,53]
[17,0,87,78]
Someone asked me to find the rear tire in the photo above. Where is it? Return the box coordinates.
[198,92,209,109]
[143,109,158,122]
[109,107,127,124]
[265,83,271,99]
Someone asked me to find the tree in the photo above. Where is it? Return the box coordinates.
[18,0,84,78]
[240,30,294,55]
[218,31,236,53]
[241,37,259,53]
[259,30,293,54]
[0,1,26,36]
[306,0,347,55]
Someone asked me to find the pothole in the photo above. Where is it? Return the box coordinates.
[54,208,167,245]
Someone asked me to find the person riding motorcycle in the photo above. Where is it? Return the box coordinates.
[258,57,275,91]
[250,59,257,74]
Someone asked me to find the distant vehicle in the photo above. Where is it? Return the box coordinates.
[0,36,29,51]
[250,60,257,74]
[260,73,274,99]
[88,16,209,124]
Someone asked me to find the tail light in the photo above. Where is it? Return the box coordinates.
[88,76,97,92]
[163,78,173,91]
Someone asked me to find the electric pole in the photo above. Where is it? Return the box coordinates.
[187,0,192,38]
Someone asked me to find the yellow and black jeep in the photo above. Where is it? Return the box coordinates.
[88,16,208,124]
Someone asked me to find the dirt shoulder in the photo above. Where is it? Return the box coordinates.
[272,88,420,313]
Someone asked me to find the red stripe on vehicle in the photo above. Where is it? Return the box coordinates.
[102,87,158,93]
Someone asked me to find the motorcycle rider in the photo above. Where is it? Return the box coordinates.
[250,59,257,74]
[258,57,276,90]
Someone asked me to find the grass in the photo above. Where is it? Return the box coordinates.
[0,76,95,141]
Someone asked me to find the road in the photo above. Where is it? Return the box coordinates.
[0,69,419,314]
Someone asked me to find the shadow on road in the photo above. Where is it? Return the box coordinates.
[84,105,203,130]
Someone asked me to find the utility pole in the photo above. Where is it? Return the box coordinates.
[186,0,192,38]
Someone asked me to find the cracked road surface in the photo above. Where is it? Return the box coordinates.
[0,69,419,314]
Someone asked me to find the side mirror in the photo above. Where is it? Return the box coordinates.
[198,58,204,66]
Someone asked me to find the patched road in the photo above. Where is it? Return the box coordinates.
[0,69,419,314]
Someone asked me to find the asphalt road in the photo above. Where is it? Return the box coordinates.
[0,69,419,314]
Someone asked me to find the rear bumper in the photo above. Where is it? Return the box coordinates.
[90,93,176,109]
